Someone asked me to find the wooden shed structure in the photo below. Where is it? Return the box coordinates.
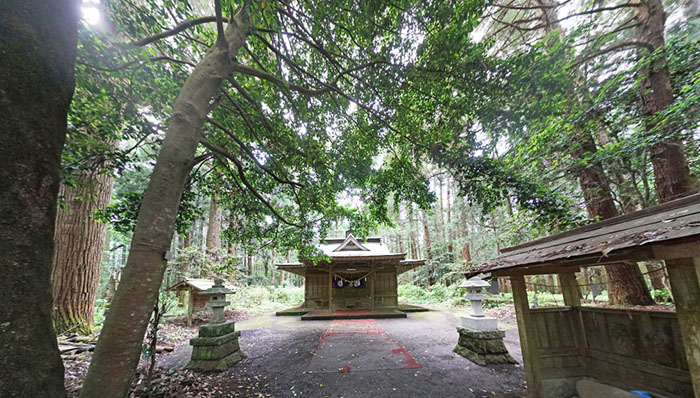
[467,193,700,397]
[277,233,424,320]
[166,278,236,326]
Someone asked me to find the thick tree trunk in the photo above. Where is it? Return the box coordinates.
[572,132,654,305]
[80,11,250,397]
[0,0,79,396]
[645,261,666,291]
[206,196,222,250]
[635,0,696,202]
[52,170,115,335]
[532,0,654,306]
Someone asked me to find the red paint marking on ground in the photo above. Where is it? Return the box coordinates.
[391,346,422,369]
[340,365,351,373]
[315,319,422,370]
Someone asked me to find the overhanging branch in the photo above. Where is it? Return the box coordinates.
[199,135,304,228]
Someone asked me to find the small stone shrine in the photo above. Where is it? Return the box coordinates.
[454,277,516,366]
[185,278,245,371]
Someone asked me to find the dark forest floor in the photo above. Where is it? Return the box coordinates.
[65,307,526,397]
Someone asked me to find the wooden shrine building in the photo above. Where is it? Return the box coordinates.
[166,278,236,326]
[467,193,700,398]
[277,233,425,320]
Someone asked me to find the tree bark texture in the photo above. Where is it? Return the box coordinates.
[0,1,79,396]
[635,0,696,202]
[530,0,654,305]
[572,132,654,305]
[52,170,115,335]
[206,196,222,250]
[80,11,251,397]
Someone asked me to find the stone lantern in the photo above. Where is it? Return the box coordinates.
[453,276,516,366]
[460,277,490,318]
[458,277,498,331]
[186,278,245,371]
[201,278,235,324]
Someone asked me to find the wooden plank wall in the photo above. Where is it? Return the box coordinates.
[304,273,329,308]
[531,307,692,398]
[581,307,692,397]
[332,277,371,309]
[531,308,586,380]
[374,272,398,308]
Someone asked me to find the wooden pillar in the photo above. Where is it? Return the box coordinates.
[511,274,543,397]
[328,265,333,314]
[559,271,588,367]
[559,272,581,307]
[187,288,194,327]
[370,265,375,312]
[665,257,700,396]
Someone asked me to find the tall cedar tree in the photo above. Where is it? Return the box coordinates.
[0,0,80,396]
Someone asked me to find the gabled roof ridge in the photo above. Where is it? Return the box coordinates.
[333,233,370,252]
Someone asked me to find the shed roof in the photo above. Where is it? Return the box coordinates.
[467,193,700,277]
[166,278,236,292]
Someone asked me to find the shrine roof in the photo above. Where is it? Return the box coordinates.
[467,193,700,277]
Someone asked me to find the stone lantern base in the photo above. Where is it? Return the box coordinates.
[185,322,246,372]
[453,327,516,366]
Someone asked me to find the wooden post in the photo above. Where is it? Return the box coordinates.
[370,265,375,312]
[665,257,700,396]
[511,274,543,397]
[328,265,333,314]
[559,271,588,368]
[559,272,581,307]
[187,288,194,327]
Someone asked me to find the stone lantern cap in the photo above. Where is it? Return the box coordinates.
[201,278,236,296]
[458,277,490,289]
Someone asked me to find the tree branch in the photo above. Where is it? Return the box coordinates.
[130,16,227,47]
[214,0,226,47]
[79,56,195,72]
[206,117,303,188]
[199,136,303,227]
[231,60,386,97]
[571,40,654,68]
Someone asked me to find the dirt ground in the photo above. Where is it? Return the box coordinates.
[157,307,526,397]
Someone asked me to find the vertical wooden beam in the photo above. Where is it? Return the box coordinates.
[328,265,333,314]
[370,265,375,312]
[511,275,543,398]
[187,288,194,327]
[666,257,700,396]
[559,271,588,368]
[559,272,581,307]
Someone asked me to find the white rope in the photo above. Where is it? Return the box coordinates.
[331,270,372,286]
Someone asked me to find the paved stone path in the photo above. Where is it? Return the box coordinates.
[160,308,527,397]
[309,319,421,373]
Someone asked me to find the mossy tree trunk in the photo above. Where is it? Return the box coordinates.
[0,0,79,396]
[52,169,115,335]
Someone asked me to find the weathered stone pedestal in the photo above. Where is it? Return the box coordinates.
[186,321,246,371]
[454,326,516,366]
